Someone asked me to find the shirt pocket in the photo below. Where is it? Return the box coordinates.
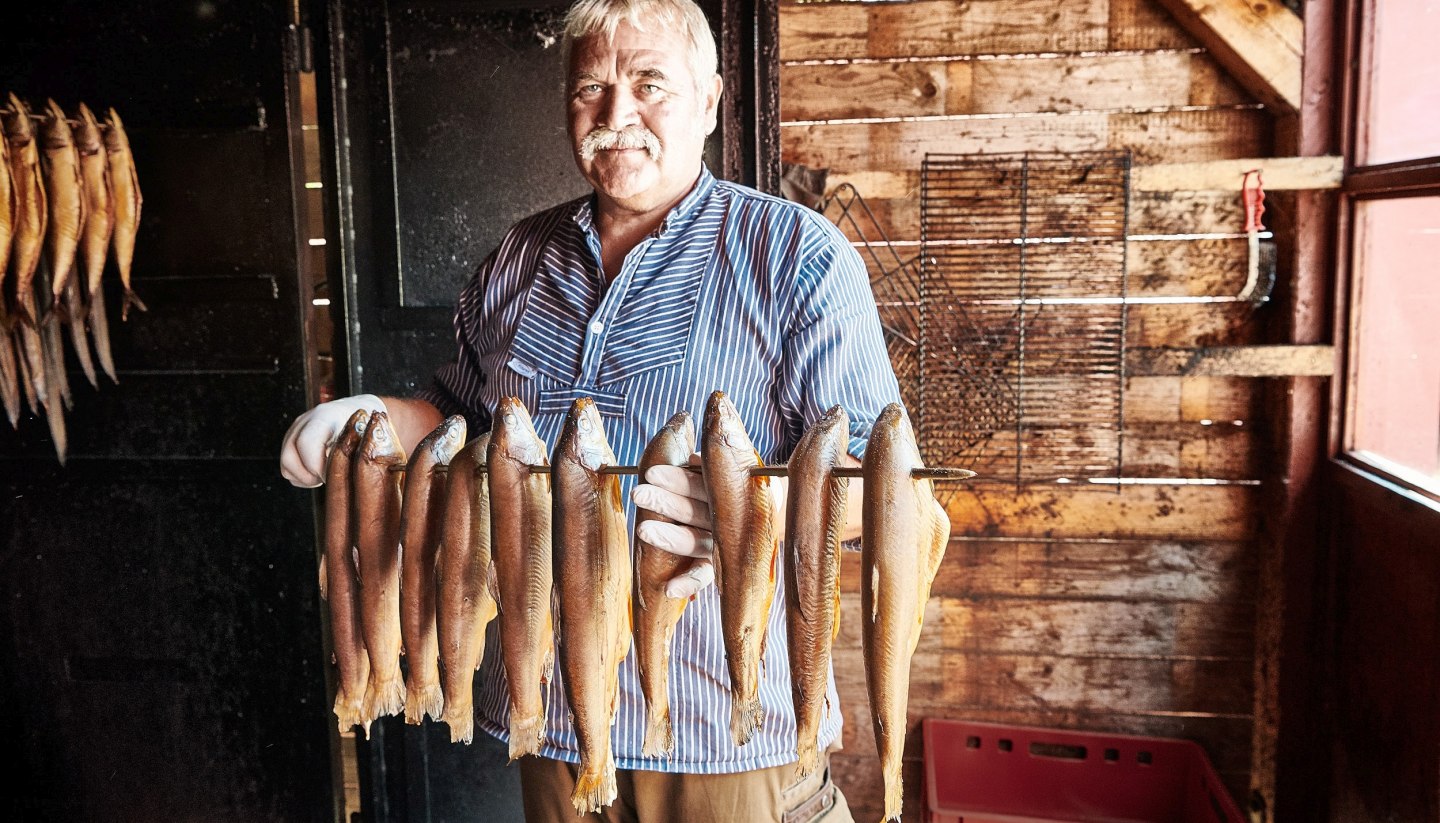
[595,251,707,386]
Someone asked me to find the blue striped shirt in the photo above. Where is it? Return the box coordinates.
[418,165,902,774]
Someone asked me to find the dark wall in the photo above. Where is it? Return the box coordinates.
[0,2,331,820]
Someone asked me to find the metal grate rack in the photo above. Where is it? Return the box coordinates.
[919,152,1131,490]
[820,182,923,414]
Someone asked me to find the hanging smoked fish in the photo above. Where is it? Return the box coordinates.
[74,102,117,383]
[103,107,145,320]
[488,398,554,761]
[437,433,496,744]
[553,398,631,814]
[354,411,408,727]
[861,403,950,823]
[633,410,697,759]
[701,390,777,747]
[784,405,850,779]
[399,415,467,725]
[323,409,372,734]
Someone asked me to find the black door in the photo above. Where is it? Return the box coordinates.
[311,0,777,819]
[0,2,333,820]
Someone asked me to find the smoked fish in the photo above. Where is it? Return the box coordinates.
[38,99,84,306]
[354,411,408,728]
[0,121,13,297]
[701,390,777,747]
[553,398,631,814]
[488,397,554,761]
[437,433,496,744]
[4,93,48,329]
[861,403,949,822]
[633,410,697,759]
[784,405,850,778]
[400,415,467,725]
[103,108,145,319]
[74,102,112,302]
[75,102,117,382]
[324,409,372,734]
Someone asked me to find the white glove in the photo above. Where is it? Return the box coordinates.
[279,394,387,488]
[631,454,788,599]
[632,457,717,598]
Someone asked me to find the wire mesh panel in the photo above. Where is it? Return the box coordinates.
[821,183,923,414]
[919,152,1130,488]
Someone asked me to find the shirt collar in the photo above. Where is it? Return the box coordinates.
[572,165,716,239]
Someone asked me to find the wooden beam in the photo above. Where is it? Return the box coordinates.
[1127,345,1335,377]
[1151,0,1302,112]
[1133,155,1343,191]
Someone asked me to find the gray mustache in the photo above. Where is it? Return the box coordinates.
[579,125,663,161]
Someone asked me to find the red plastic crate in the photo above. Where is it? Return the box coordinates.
[922,719,1245,823]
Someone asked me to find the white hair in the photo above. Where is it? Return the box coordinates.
[562,0,719,92]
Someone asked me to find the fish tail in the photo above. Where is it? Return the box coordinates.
[88,287,117,383]
[404,682,443,725]
[794,739,819,780]
[441,698,475,745]
[120,288,147,321]
[570,750,617,815]
[882,762,904,822]
[729,695,764,747]
[365,676,406,721]
[333,689,364,734]
[641,704,674,759]
[506,710,545,761]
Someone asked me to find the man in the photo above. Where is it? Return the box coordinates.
[280,1,900,819]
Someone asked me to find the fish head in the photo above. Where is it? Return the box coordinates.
[38,99,73,149]
[561,396,614,471]
[661,410,695,450]
[703,390,753,452]
[3,93,34,143]
[493,397,546,465]
[361,411,406,464]
[102,108,129,153]
[430,415,468,465]
[71,104,102,156]
[866,402,922,466]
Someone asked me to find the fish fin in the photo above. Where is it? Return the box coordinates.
[540,609,556,685]
[351,546,362,586]
[869,565,881,623]
[318,555,328,601]
[641,704,674,759]
[365,676,406,721]
[486,560,500,608]
[120,288,147,321]
[405,682,444,725]
[633,540,647,611]
[570,751,617,815]
[442,701,475,745]
[882,760,904,822]
[729,695,764,747]
[507,710,545,761]
[832,580,843,641]
[794,739,819,781]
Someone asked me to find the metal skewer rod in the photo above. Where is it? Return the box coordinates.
[409,464,975,481]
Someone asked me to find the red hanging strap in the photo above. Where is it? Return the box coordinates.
[1241,169,1266,233]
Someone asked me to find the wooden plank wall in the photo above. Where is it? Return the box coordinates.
[778,1,1274,818]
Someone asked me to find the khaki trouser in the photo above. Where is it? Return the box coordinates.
[519,753,854,823]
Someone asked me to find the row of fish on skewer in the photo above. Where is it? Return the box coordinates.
[322,391,955,820]
[0,93,146,462]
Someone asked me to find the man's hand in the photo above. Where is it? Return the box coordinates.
[279,394,387,488]
[631,453,789,598]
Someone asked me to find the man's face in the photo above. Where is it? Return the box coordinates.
[567,20,720,214]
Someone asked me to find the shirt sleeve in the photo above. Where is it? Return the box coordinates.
[775,213,904,460]
[414,253,496,435]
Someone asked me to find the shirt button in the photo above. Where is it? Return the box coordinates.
[590,321,605,335]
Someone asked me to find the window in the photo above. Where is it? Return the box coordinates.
[1341,0,1440,494]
